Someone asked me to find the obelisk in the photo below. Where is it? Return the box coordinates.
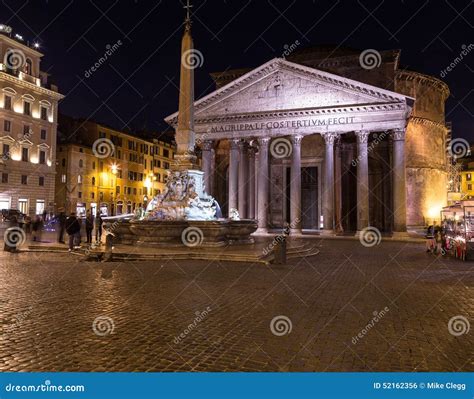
[174,0,197,170]
[172,0,204,196]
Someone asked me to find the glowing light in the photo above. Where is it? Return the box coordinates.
[14,33,23,41]
[111,163,118,174]
[427,206,442,219]
[33,42,40,49]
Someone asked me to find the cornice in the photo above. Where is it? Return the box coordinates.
[396,70,450,99]
[409,116,448,131]
[0,71,64,100]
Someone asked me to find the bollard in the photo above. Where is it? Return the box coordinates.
[273,235,287,264]
[103,232,114,262]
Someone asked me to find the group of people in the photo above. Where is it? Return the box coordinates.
[57,210,104,251]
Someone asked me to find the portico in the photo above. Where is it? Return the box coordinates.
[165,58,414,235]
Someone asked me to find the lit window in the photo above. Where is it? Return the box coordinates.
[77,175,82,184]
[467,173,472,181]
[35,199,45,215]
[61,174,66,183]
[18,199,28,214]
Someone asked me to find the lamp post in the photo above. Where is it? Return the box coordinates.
[111,163,118,216]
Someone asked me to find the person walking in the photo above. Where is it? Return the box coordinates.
[95,212,103,244]
[65,212,81,252]
[31,215,43,242]
[425,225,435,253]
[85,210,94,244]
[57,211,66,243]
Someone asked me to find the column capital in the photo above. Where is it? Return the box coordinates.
[321,132,338,145]
[291,134,303,146]
[391,129,406,141]
[229,138,240,150]
[257,137,271,147]
[201,140,214,151]
[247,146,257,158]
[355,130,370,144]
[238,140,249,149]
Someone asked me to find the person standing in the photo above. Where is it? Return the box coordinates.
[57,211,66,243]
[31,215,43,242]
[65,212,81,251]
[95,212,103,244]
[85,210,94,244]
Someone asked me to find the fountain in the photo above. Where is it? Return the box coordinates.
[108,3,257,248]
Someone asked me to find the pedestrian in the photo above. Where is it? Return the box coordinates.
[85,210,94,244]
[434,226,443,254]
[95,212,103,244]
[31,215,43,242]
[425,224,435,253]
[18,212,25,230]
[42,209,47,223]
[57,211,66,243]
[65,212,81,252]
[24,215,31,235]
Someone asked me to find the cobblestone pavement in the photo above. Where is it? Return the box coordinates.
[0,239,473,372]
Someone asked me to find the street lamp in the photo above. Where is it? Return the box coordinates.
[111,163,118,216]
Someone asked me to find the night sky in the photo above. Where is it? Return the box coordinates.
[1,0,472,139]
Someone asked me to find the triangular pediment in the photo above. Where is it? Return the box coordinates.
[166,58,412,124]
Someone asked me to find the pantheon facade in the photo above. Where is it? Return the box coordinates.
[166,47,449,235]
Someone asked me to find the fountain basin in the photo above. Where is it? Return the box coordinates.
[112,219,258,248]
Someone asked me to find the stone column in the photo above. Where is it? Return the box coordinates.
[202,140,213,195]
[392,129,407,235]
[228,138,240,216]
[290,135,303,234]
[321,132,337,234]
[248,146,256,219]
[355,130,370,233]
[334,137,343,234]
[238,140,248,218]
[256,137,270,233]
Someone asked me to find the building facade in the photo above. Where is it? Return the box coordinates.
[166,47,450,233]
[0,26,64,215]
[55,118,175,216]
